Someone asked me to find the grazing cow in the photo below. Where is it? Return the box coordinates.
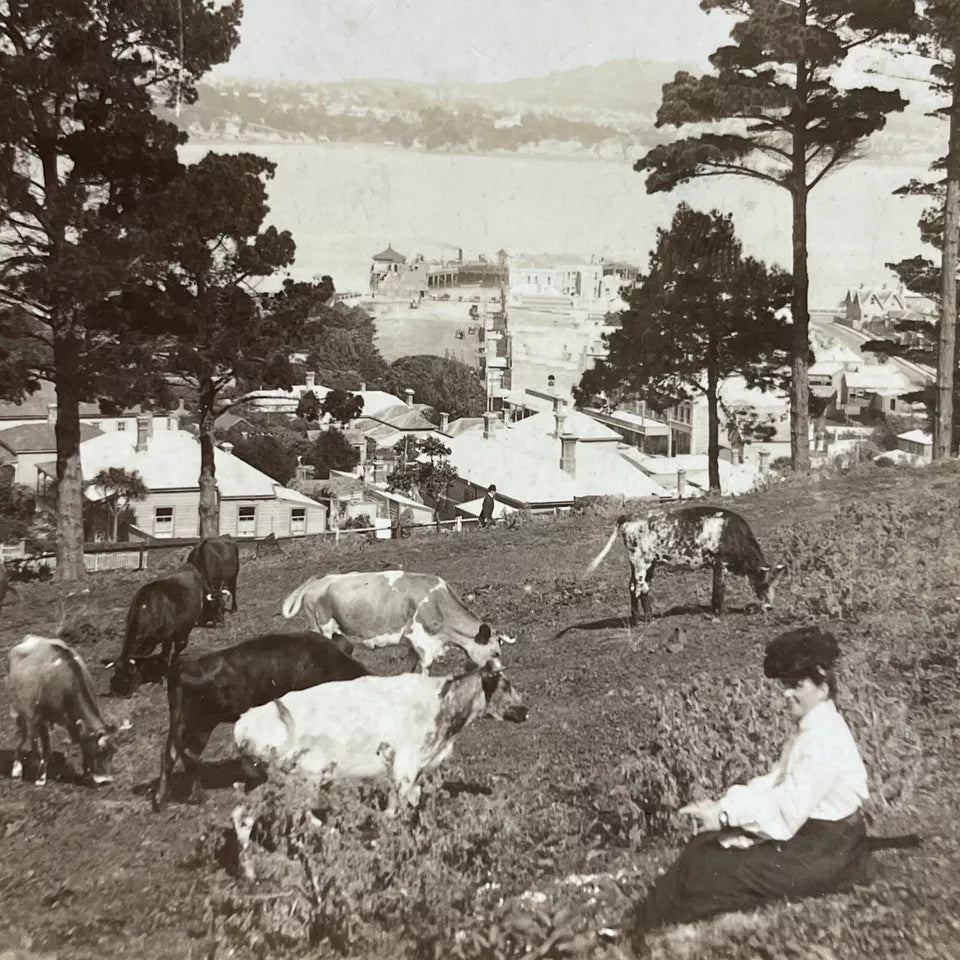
[280,570,516,673]
[7,635,116,786]
[234,660,528,811]
[154,632,370,809]
[0,563,20,611]
[102,564,204,696]
[187,535,240,627]
[585,506,786,624]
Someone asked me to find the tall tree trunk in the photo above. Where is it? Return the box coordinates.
[197,377,220,538]
[706,336,721,493]
[936,67,960,460]
[53,336,86,581]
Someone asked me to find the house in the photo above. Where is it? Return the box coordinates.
[839,285,908,331]
[839,368,919,417]
[36,415,326,541]
[808,361,846,401]
[0,379,148,434]
[441,409,670,515]
[509,253,604,307]
[896,429,933,461]
[620,450,765,498]
[0,421,104,488]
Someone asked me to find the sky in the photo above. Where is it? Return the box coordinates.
[211,0,740,85]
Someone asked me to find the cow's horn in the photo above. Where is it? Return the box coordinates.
[101,658,115,668]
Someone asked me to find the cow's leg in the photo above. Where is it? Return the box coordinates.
[229,577,238,612]
[628,565,640,626]
[35,723,51,786]
[711,561,726,615]
[400,632,425,674]
[639,563,655,622]
[182,724,215,804]
[11,714,30,780]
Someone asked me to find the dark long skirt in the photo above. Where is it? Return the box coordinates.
[633,813,871,935]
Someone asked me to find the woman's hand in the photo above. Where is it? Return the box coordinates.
[678,799,722,833]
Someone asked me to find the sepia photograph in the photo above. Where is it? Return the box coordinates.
[0,0,954,957]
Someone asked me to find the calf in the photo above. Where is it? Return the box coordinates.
[585,506,786,624]
[234,660,528,812]
[187,535,240,627]
[7,635,116,786]
[281,570,515,673]
[154,632,370,809]
[103,563,204,696]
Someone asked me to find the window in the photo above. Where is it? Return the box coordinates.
[291,507,306,537]
[116,421,127,431]
[154,507,173,538]
[547,374,556,389]
[237,505,256,537]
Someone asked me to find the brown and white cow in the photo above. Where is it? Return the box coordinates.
[280,571,516,672]
[585,506,786,624]
[7,635,116,786]
[234,660,527,811]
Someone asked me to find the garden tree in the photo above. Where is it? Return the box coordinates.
[386,436,458,528]
[321,388,364,425]
[380,355,485,421]
[142,151,305,537]
[0,480,36,544]
[576,205,791,492]
[726,405,782,463]
[90,468,147,541]
[0,0,242,578]
[296,390,322,423]
[635,0,914,473]
[300,428,359,480]
[228,433,300,485]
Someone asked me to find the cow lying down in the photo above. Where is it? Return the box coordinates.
[234,661,528,812]
[7,635,116,786]
[585,505,786,624]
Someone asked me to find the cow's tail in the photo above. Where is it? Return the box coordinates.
[583,517,627,577]
[281,576,320,621]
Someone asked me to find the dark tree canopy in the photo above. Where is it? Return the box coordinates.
[380,355,485,422]
[301,428,360,480]
[578,204,791,491]
[321,389,364,425]
[0,0,242,577]
[635,0,914,473]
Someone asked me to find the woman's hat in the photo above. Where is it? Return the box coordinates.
[763,626,840,681]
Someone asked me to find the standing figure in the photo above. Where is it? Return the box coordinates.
[479,484,497,528]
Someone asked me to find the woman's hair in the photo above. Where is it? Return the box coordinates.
[764,626,839,699]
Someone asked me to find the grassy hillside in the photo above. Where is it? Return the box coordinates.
[0,461,957,959]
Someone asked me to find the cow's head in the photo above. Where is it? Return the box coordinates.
[468,623,505,672]
[479,661,528,724]
[198,589,228,627]
[750,563,788,610]
[103,657,143,697]
[79,725,117,785]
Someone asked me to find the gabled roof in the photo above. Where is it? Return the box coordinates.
[446,417,485,437]
[511,409,621,441]
[364,404,437,431]
[0,422,102,454]
[897,429,933,445]
[0,380,142,421]
[844,368,915,392]
[372,244,406,263]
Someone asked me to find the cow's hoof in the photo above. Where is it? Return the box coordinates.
[10,760,23,780]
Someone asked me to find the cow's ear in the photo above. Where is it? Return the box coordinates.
[476,623,492,644]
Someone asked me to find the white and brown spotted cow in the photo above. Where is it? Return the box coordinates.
[585,506,786,624]
[280,571,516,672]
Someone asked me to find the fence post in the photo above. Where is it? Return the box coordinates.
[334,527,340,545]
[138,543,146,571]
[455,516,462,533]
[677,469,687,499]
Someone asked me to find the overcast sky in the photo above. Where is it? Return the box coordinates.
[211,0,740,84]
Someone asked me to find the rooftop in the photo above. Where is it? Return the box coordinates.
[0,422,102,454]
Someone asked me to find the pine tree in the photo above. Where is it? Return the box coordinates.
[635,0,914,472]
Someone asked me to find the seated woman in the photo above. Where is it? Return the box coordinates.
[630,626,872,949]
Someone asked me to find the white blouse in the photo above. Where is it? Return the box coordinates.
[720,700,869,842]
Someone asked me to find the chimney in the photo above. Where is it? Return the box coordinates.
[296,463,314,481]
[360,381,366,391]
[167,415,179,432]
[220,441,234,455]
[458,248,463,262]
[439,411,450,432]
[305,371,316,389]
[758,450,770,475]
[135,414,152,452]
[47,404,57,425]
[560,433,577,477]
[483,412,495,439]
[553,398,568,438]
[405,388,414,407]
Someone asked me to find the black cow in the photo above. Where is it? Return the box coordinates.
[102,564,204,697]
[153,631,369,809]
[585,506,786,623]
[187,535,240,627]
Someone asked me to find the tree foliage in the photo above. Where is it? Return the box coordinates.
[577,204,791,491]
[387,436,458,525]
[229,434,300,485]
[89,467,148,541]
[635,0,914,473]
[296,390,322,423]
[380,355,485,421]
[321,388,364,425]
[0,480,36,544]
[300,428,359,480]
[0,0,242,577]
